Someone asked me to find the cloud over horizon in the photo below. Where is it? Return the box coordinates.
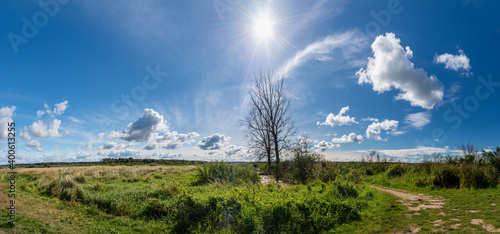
[317,106,358,127]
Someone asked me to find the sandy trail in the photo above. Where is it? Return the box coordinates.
[369,184,500,233]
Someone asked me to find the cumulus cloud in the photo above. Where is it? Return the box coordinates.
[317,106,358,127]
[108,108,168,142]
[405,112,431,129]
[315,140,340,152]
[366,119,399,141]
[99,142,130,150]
[143,142,158,150]
[27,119,63,138]
[198,133,229,150]
[434,49,471,75]
[81,141,94,149]
[224,144,246,156]
[103,109,199,150]
[26,139,44,152]
[0,106,15,140]
[331,133,363,144]
[356,33,444,109]
[97,149,140,158]
[54,101,69,115]
[37,101,69,118]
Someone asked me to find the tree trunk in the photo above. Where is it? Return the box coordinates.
[274,137,280,182]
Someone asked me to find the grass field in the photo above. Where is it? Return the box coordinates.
[0,160,499,233]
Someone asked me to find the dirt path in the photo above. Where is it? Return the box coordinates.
[369,184,500,233]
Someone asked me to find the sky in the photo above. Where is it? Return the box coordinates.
[1,0,500,163]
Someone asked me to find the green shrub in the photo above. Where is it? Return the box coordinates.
[459,163,497,189]
[432,165,460,188]
[194,161,260,185]
[386,164,406,177]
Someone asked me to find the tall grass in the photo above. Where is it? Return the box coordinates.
[7,164,371,233]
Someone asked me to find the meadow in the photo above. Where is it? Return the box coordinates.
[0,151,499,233]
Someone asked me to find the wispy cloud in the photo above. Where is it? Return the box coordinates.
[278,30,367,77]
[405,112,431,129]
[379,146,461,157]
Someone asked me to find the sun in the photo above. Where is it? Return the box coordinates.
[252,13,274,40]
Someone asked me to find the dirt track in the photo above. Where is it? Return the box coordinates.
[369,184,500,233]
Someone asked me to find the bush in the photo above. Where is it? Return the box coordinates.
[459,163,497,189]
[194,161,260,185]
[289,151,322,184]
[386,164,406,177]
[432,165,460,188]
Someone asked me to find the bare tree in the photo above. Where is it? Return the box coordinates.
[240,105,273,172]
[242,70,295,181]
[456,142,479,157]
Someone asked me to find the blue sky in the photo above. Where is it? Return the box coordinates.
[1,0,500,163]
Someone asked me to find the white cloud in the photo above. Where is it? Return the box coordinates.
[279,30,367,77]
[317,106,358,127]
[27,119,63,138]
[315,140,340,152]
[143,142,158,150]
[434,49,471,75]
[99,142,130,150]
[103,109,199,150]
[115,108,168,142]
[0,106,15,117]
[366,119,399,141]
[224,144,246,157]
[356,33,444,109]
[0,106,15,140]
[405,112,431,129]
[20,130,32,141]
[361,117,379,122]
[97,149,140,158]
[38,101,69,118]
[69,116,84,124]
[379,146,461,157]
[198,133,229,150]
[332,133,363,143]
[26,139,43,152]
[54,100,69,116]
[36,110,45,118]
[81,141,94,149]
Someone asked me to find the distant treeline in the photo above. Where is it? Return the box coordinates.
[3,157,207,168]
[100,157,206,165]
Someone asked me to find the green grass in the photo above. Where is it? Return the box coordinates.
[1,161,499,233]
[0,164,379,233]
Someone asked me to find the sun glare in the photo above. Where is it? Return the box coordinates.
[253,14,274,40]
